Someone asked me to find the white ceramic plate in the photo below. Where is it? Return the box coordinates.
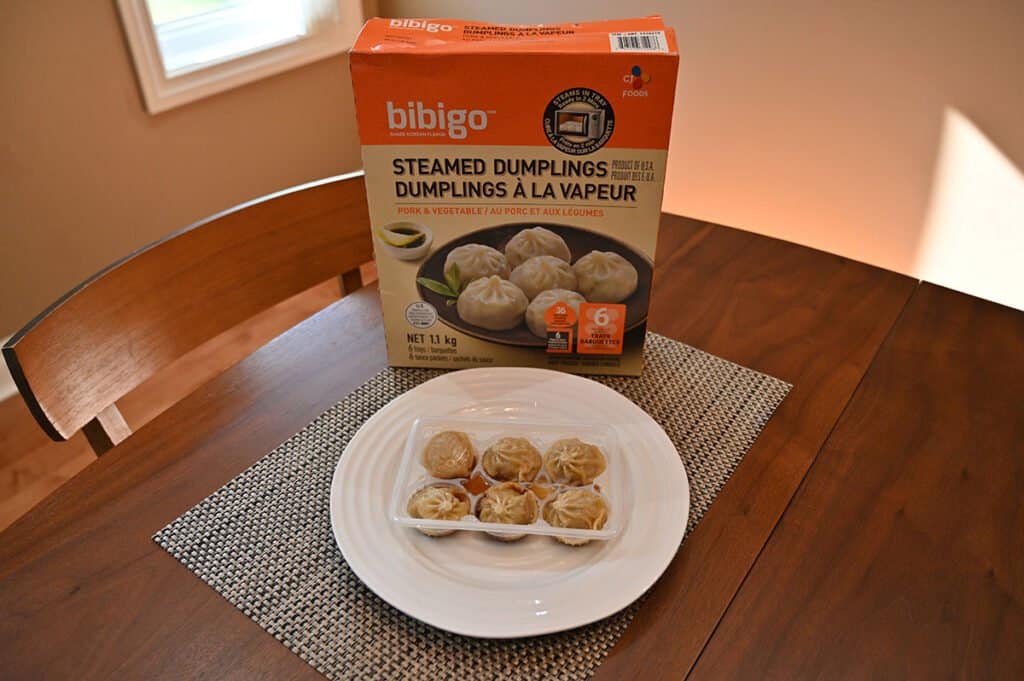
[329,367,689,638]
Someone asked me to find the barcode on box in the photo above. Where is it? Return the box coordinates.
[609,31,668,53]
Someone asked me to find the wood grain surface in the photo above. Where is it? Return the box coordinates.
[0,216,928,680]
[0,286,386,680]
[0,274,368,532]
[688,283,1024,679]
[593,216,916,680]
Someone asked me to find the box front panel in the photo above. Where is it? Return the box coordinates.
[352,50,678,375]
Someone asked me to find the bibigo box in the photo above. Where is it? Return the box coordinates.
[350,17,678,375]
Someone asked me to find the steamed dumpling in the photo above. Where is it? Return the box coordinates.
[525,289,586,338]
[422,430,476,479]
[504,227,571,268]
[543,438,607,485]
[476,482,540,541]
[572,251,638,303]
[444,244,510,284]
[456,276,528,330]
[482,437,542,482]
[509,255,578,300]
[407,484,471,536]
[542,488,609,546]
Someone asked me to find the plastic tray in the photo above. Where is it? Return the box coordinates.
[389,416,622,542]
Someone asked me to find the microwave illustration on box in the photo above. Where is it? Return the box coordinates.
[555,109,606,140]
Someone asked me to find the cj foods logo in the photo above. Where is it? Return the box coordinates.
[622,65,651,98]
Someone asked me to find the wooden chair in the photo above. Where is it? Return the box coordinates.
[3,171,374,455]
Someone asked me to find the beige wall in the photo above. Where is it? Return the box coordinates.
[379,1,1024,309]
[4,2,1021,344]
[0,1,367,336]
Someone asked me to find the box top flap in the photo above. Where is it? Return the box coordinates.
[352,16,678,56]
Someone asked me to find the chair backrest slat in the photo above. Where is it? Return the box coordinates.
[3,172,373,442]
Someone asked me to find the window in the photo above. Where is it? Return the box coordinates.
[118,0,362,113]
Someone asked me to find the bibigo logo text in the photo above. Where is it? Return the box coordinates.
[386,101,490,140]
[389,19,453,33]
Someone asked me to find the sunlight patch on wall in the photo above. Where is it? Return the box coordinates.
[916,109,1024,310]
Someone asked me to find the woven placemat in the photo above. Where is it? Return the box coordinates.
[155,333,790,680]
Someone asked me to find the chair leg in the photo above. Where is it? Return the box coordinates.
[340,267,363,296]
[82,404,132,456]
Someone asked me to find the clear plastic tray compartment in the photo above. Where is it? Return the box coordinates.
[389,416,622,542]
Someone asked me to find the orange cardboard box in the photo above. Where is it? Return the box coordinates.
[350,17,678,375]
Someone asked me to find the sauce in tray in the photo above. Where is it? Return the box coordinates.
[531,484,554,500]
[463,473,491,496]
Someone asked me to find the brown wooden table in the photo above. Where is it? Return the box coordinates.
[1,215,1020,679]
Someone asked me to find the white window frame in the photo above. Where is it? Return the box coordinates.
[117,1,362,114]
